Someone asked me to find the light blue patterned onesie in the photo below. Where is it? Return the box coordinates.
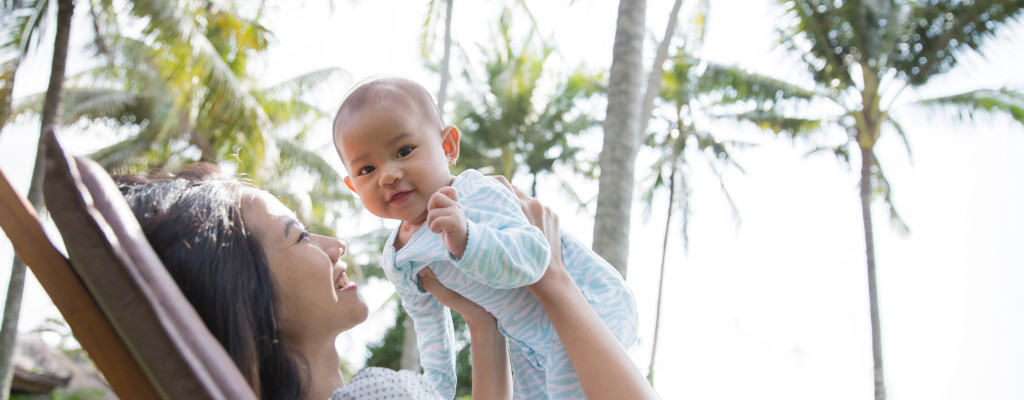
[381,169,638,400]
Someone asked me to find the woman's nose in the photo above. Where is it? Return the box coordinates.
[319,236,347,263]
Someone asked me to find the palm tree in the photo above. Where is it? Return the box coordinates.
[639,0,701,143]
[1,0,353,392]
[422,0,538,112]
[421,0,455,112]
[642,44,819,383]
[11,1,353,233]
[769,2,1024,398]
[451,10,602,196]
[592,0,646,278]
[0,0,50,134]
[84,0,276,178]
[0,0,74,398]
[413,0,459,371]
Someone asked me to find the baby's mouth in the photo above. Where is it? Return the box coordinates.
[388,191,412,204]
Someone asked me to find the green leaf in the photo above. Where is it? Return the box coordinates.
[914,87,1024,125]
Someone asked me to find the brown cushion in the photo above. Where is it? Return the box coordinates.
[42,131,255,400]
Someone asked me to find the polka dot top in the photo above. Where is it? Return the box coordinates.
[329,367,443,400]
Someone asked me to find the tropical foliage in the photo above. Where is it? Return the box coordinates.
[769,1,1024,398]
[0,0,74,397]
[451,10,603,196]
[640,43,819,382]
[10,0,354,235]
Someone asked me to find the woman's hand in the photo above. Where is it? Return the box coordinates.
[418,268,493,327]
[419,268,512,400]
[490,176,659,400]
[490,176,572,298]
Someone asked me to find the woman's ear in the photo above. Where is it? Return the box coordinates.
[344,176,357,193]
[442,125,460,164]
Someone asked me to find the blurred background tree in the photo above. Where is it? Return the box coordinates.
[452,9,603,196]
[765,2,1024,398]
[0,0,74,397]
[1,0,1023,398]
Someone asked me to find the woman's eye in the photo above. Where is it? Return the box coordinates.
[296,231,310,244]
[358,166,375,175]
[396,146,414,158]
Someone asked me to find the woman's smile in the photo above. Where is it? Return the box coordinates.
[335,268,356,293]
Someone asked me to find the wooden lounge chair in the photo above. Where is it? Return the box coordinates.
[0,130,256,399]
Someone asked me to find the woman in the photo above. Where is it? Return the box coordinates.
[117,165,656,400]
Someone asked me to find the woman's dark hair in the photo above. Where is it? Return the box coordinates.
[115,163,307,399]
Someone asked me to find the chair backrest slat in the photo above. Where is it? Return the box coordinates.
[0,168,161,399]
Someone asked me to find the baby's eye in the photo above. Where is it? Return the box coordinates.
[296,231,310,244]
[396,146,414,158]
[358,165,375,175]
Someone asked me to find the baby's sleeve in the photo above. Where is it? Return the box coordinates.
[453,172,551,289]
[396,280,457,399]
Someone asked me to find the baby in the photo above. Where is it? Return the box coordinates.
[332,77,637,399]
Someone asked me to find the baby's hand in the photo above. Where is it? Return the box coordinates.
[427,187,468,259]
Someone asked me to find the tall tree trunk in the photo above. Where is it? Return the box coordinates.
[399,315,419,371]
[647,161,676,384]
[436,0,453,112]
[0,1,75,398]
[637,0,683,145]
[859,146,886,400]
[530,172,538,198]
[414,2,452,370]
[593,0,646,278]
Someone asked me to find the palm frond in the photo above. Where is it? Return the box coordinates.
[89,124,164,171]
[59,88,149,124]
[639,164,669,220]
[673,171,693,252]
[557,179,592,215]
[884,116,913,163]
[804,143,851,164]
[699,61,817,105]
[704,154,741,227]
[0,0,48,131]
[913,87,1024,125]
[724,110,824,138]
[128,0,273,170]
[259,97,329,125]
[871,155,909,235]
[275,137,345,184]
[776,0,856,90]
[1,0,49,57]
[0,59,15,130]
[9,90,42,119]
[260,67,349,101]
[419,0,446,59]
[895,1,1024,85]
[693,130,751,172]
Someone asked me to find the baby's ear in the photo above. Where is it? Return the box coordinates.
[343,176,357,193]
[442,125,460,161]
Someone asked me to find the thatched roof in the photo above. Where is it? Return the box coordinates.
[12,333,114,398]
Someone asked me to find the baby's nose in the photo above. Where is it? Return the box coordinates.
[379,168,401,185]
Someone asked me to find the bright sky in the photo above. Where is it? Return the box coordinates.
[2,1,1023,399]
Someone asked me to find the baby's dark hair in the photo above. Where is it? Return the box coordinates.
[332,77,444,157]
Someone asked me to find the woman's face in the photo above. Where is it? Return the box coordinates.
[240,189,368,344]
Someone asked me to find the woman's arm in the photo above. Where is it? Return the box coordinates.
[419,268,512,400]
[497,177,660,400]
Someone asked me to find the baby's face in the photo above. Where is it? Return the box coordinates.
[335,100,454,225]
